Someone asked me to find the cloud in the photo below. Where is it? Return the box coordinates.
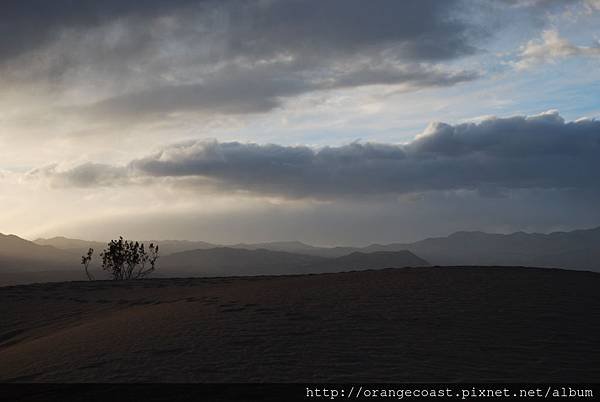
[0,1,197,61]
[585,0,600,11]
[501,0,600,12]
[0,0,478,64]
[83,63,478,120]
[1,0,484,121]
[27,163,129,188]
[37,111,600,199]
[515,30,600,69]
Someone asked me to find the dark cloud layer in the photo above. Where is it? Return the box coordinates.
[0,0,197,61]
[218,0,478,62]
[2,0,485,119]
[1,0,475,63]
[87,64,478,119]
[3,1,597,122]
[4,0,588,67]
[41,112,600,199]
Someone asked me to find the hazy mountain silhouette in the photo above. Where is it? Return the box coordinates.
[230,241,357,258]
[160,247,428,277]
[312,251,428,272]
[4,225,599,286]
[144,240,217,255]
[34,237,217,256]
[0,233,79,274]
[364,227,600,271]
[2,233,430,284]
[160,247,324,276]
[232,228,600,271]
[34,237,106,256]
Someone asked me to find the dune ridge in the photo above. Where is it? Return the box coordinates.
[1,266,598,382]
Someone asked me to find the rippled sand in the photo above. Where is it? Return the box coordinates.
[1,267,598,382]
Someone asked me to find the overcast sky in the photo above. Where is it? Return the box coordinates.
[2,0,600,245]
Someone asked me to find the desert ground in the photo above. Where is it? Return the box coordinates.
[0,266,598,382]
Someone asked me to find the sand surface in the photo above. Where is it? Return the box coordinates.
[0,267,598,382]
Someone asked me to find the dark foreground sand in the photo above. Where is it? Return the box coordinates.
[0,267,598,382]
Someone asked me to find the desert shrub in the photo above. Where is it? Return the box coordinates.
[81,248,94,281]
[81,237,159,280]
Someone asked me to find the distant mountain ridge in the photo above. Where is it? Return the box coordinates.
[3,235,428,285]
[227,228,600,271]
[159,247,324,276]
[159,247,429,277]
[30,226,600,271]
[0,233,78,273]
[34,237,106,256]
[366,227,600,271]
[310,251,429,273]
[2,225,598,286]
[34,237,217,256]
[230,241,357,258]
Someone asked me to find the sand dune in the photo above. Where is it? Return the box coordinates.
[0,270,89,287]
[0,267,598,382]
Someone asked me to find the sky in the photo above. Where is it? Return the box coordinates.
[1,0,600,245]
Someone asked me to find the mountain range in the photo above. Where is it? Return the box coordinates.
[0,226,598,285]
[158,247,428,277]
[30,226,600,271]
[0,233,76,272]
[1,235,428,285]
[34,237,216,258]
[365,227,600,270]
[228,228,600,271]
